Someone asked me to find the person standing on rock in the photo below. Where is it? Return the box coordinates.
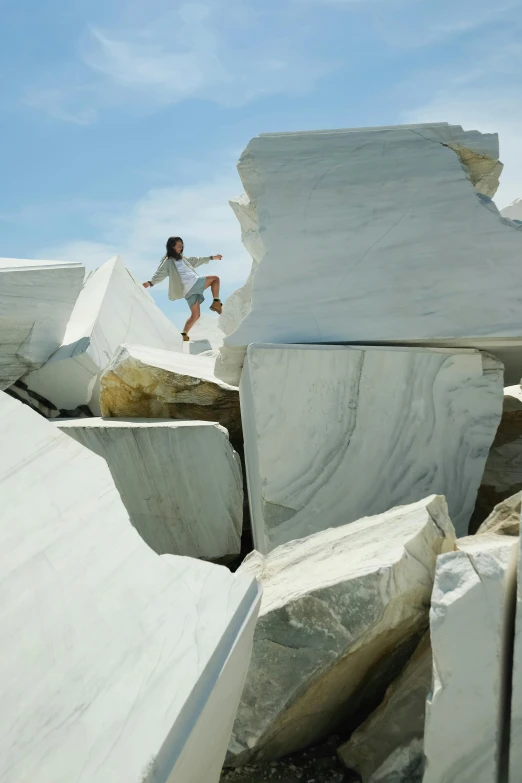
[143,236,223,342]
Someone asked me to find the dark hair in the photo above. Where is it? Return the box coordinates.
[166,236,184,260]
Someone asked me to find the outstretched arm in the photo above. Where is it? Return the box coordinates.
[143,257,169,288]
[186,254,222,268]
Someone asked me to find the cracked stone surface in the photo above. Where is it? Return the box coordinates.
[57,417,243,560]
[240,343,502,552]
[21,256,182,417]
[215,123,522,386]
[338,633,431,782]
[226,496,455,767]
[100,344,242,444]
[423,535,518,783]
[0,391,262,783]
[0,258,84,390]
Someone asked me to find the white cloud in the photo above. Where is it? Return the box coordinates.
[39,172,252,295]
[24,1,331,121]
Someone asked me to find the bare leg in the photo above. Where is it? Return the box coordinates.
[182,302,201,335]
[204,276,220,299]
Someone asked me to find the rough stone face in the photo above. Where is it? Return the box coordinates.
[21,256,182,417]
[57,417,243,560]
[423,535,518,783]
[0,258,84,390]
[219,194,261,338]
[470,404,522,531]
[0,391,261,783]
[240,343,502,552]
[227,495,456,767]
[337,633,431,782]
[501,197,522,222]
[510,516,522,780]
[476,491,521,537]
[100,344,242,444]
[215,123,522,386]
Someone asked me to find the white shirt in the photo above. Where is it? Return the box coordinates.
[174,259,199,295]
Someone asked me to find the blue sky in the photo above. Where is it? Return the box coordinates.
[1,0,521,326]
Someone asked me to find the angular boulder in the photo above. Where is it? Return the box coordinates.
[215,124,522,386]
[100,344,242,444]
[423,535,518,783]
[226,495,456,767]
[476,491,521,537]
[338,633,431,782]
[0,258,84,389]
[21,255,182,416]
[240,343,502,552]
[57,417,243,560]
[0,391,261,783]
[470,404,522,530]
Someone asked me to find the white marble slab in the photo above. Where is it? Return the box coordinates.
[0,391,261,783]
[229,495,455,766]
[423,535,518,783]
[0,258,84,390]
[215,123,522,386]
[240,344,503,552]
[21,256,182,416]
[57,417,243,560]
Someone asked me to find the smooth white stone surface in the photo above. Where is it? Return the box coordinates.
[22,256,182,415]
[0,391,261,783]
[187,314,225,349]
[228,495,455,766]
[423,536,518,783]
[0,258,84,390]
[216,123,522,386]
[240,343,503,552]
[57,417,243,560]
[510,511,522,780]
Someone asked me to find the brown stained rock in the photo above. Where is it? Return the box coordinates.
[100,344,242,444]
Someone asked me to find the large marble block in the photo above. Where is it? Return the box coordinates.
[100,344,242,444]
[0,391,261,783]
[423,535,518,783]
[240,343,502,552]
[21,255,182,416]
[57,417,243,560]
[0,258,84,389]
[215,123,522,386]
[227,495,455,766]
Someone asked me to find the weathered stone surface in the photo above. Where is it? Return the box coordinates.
[215,124,522,386]
[0,258,84,390]
[219,194,261,338]
[21,256,182,417]
[57,417,243,560]
[100,344,242,443]
[240,343,502,552]
[423,535,518,783]
[0,391,261,783]
[501,197,522,222]
[338,633,430,782]
[227,495,455,767]
[476,491,521,537]
[470,404,522,531]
